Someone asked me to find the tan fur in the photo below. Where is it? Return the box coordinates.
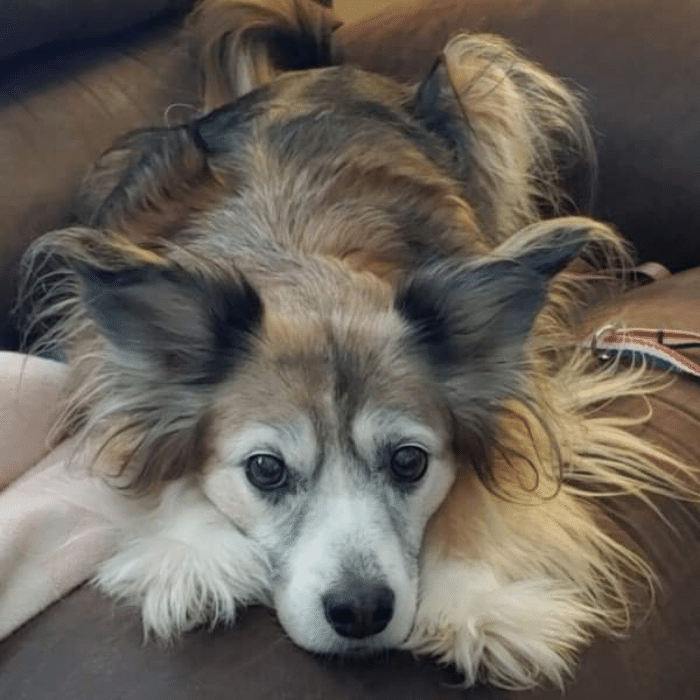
[435,34,596,242]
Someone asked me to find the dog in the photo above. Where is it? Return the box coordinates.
[18,0,699,689]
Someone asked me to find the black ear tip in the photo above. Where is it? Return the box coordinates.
[519,227,590,278]
[413,56,446,117]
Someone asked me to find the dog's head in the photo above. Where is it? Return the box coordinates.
[71,234,585,654]
[29,0,612,655]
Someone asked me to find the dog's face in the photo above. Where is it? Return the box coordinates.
[200,293,457,652]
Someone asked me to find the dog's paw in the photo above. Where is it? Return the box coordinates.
[94,483,270,640]
[403,561,596,689]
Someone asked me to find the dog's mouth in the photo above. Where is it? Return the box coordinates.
[311,611,421,660]
[307,633,403,660]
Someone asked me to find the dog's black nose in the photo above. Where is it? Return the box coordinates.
[322,582,395,639]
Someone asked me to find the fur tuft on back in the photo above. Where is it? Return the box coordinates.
[436,33,596,240]
[189,0,341,110]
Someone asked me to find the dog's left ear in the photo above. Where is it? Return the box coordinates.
[409,34,594,239]
[395,219,591,406]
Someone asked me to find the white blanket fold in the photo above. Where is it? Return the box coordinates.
[0,352,118,639]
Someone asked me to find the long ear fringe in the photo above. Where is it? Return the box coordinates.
[408,265,700,689]
[408,349,700,689]
[442,34,596,241]
[492,215,635,354]
[403,206,698,688]
[15,227,141,360]
[189,0,341,111]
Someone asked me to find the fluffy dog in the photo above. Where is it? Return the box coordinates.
[19,0,699,689]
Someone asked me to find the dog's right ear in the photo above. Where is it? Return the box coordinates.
[395,218,599,406]
[189,0,341,111]
[50,245,265,493]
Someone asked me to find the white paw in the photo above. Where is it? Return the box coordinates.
[94,482,270,640]
[403,561,595,689]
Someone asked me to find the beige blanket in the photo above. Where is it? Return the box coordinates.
[0,352,121,639]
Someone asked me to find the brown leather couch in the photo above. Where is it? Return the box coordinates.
[1,1,699,698]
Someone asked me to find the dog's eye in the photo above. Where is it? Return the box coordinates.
[246,454,287,490]
[390,446,428,483]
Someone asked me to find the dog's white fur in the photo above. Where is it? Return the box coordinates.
[406,560,594,689]
[95,481,271,639]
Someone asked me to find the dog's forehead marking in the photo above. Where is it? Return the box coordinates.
[214,393,444,482]
[214,305,448,448]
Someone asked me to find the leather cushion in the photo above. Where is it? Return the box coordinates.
[0,21,199,347]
